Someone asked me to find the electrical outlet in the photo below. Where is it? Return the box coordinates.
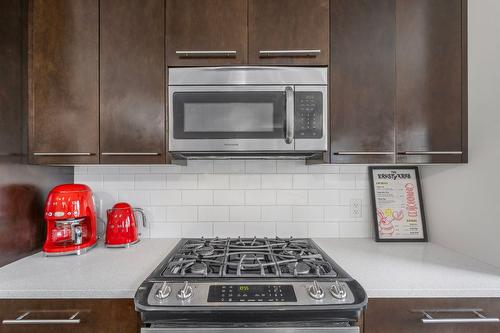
[350,199,362,218]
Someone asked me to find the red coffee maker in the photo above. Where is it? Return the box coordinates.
[105,202,146,248]
[43,184,97,256]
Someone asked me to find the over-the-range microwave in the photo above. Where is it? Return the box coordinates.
[168,66,328,160]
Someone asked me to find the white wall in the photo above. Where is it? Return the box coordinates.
[74,161,373,239]
[421,0,500,267]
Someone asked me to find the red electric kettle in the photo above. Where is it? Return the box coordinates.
[105,202,146,248]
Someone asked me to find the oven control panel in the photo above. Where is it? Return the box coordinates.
[295,92,323,139]
[207,284,297,303]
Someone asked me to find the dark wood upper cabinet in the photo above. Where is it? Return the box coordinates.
[29,0,99,164]
[248,0,329,65]
[365,298,500,333]
[396,0,467,164]
[166,0,247,66]
[100,0,167,164]
[330,0,396,164]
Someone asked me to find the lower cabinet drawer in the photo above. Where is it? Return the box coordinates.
[0,299,139,333]
[364,298,500,333]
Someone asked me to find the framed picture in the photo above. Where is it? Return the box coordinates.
[368,166,428,242]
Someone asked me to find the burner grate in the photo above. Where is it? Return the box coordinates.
[162,237,337,278]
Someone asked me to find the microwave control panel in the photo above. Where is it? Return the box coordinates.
[294,92,323,139]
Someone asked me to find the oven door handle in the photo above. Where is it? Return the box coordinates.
[285,86,294,144]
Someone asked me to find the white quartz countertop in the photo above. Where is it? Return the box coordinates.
[1,238,500,299]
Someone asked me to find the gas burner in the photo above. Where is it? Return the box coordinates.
[288,261,311,275]
[190,262,208,275]
[196,245,215,257]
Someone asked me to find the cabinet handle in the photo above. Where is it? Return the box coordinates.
[335,152,394,155]
[399,151,463,155]
[259,49,321,57]
[101,152,160,156]
[413,308,500,324]
[2,311,81,325]
[285,86,294,144]
[176,50,237,58]
[33,153,94,156]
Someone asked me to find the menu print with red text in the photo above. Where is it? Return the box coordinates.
[372,169,424,239]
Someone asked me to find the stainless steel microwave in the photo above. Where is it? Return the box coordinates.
[168,67,328,159]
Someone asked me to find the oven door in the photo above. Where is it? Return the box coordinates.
[169,86,295,152]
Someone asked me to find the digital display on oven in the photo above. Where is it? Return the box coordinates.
[207,285,297,303]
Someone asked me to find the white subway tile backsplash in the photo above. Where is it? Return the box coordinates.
[182,160,214,173]
[245,160,276,173]
[150,190,182,206]
[293,206,324,222]
[214,160,245,174]
[118,191,150,206]
[214,222,245,238]
[135,174,166,190]
[182,223,213,237]
[245,190,276,205]
[324,174,356,189]
[276,190,308,205]
[309,223,339,238]
[166,174,197,189]
[198,206,230,222]
[103,175,134,190]
[262,206,293,222]
[261,174,293,189]
[166,206,197,222]
[244,222,276,237]
[213,190,245,205]
[150,223,182,238]
[198,174,229,189]
[230,206,261,221]
[181,190,213,205]
[276,160,308,173]
[308,190,340,205]
[339,222,373,238]
[75,162,373,239]
[293,174,324,189]
[324,206,350,221]
[277,223,308,238]
[229,175,261,189]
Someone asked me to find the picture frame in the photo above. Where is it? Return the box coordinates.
[368,166,428,242]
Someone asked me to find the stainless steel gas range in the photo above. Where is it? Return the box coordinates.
[135,237,367,332]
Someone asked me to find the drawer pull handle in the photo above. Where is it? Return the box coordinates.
[335,151,394,155]
[101,152,161,156]
[399,151,463,155]
[259,49,321,57]
[413,308,500,324]
[176,50,237,58]
[2,311,81,325]
[33,153,94,156]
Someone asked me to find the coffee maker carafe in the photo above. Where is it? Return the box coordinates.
[43,184,97,256]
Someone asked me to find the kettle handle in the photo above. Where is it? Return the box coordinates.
[133,208,147,228]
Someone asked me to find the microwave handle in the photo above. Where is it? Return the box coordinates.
[285,86,294,144]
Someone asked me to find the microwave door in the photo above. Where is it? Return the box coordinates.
[169,86,294,152]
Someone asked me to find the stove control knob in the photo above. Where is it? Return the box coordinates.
[307,281,325,300]
[177,281,193,300]
[330,281,347,300]
[155,282,171,300]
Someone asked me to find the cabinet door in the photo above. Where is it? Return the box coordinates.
[396,0,466,163]
[0,299,139,333]
[29,0,99,164]
[330,0,396,163]
[249,0,329,65]
[100,0,167,164]
[365,298,500,333]
[166,0,247,66]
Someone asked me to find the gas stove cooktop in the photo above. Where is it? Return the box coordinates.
[135,237,367,328]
